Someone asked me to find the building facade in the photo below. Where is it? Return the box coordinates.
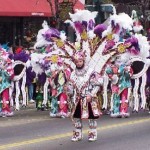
[0,0,84,48]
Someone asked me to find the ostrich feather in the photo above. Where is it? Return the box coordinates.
[94,24,107,38]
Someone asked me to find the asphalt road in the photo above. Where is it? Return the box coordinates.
[0,107,150,150]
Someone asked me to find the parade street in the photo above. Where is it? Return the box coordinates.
[0,107,150,150]
[0,0,150,150]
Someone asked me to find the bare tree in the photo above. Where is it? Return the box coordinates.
[47,0,55,16]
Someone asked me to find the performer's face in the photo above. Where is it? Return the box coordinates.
[75,59,84,69]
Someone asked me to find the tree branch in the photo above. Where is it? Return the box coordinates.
[47,0,54,16]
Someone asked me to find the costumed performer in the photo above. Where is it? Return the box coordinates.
[106,54,133,118]
[69,51,102,142]
[0,49,14,117]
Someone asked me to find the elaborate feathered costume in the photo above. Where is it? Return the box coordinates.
[106,55,133,117]
[33,10,107,141]
[0,48,14,117]
[10,51,35,110]
[101,11,150,113]
[33,7,150,140]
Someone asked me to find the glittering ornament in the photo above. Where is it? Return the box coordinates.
[117,44,126,53]
[81,30,88,41]
[107,33,113,40]
[56,39,64,48]
[52,38,64,48]
[50,55,59,63]
[46,55,59,63]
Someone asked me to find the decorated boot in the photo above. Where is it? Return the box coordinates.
[120,101,130,118]
[71,129,82,142]
[71,119,83,142]
[88,119,97,142]
[49,96,58,117]
[1,89,14,117]
[88,129,97,142]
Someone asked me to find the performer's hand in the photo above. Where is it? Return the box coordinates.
[86,95,92,103]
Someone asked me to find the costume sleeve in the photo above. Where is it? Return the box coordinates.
[90,86,100,97]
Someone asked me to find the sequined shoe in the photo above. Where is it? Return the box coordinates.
[88,129,97,142]
[71,129,83,142]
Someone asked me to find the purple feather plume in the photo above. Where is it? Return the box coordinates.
[113,23,120,34]
[43,28,60,41]
[8,53,14,60]
[88,19,95,30]
[111,20,115,29]
[82,21,88,30]
[125,37,140,54]
[102,40,115,55]
[74,21,84,33]
[94,24,107,38]
[14,51,30,63]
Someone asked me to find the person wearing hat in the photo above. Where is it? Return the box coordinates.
[69,51,103,142]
